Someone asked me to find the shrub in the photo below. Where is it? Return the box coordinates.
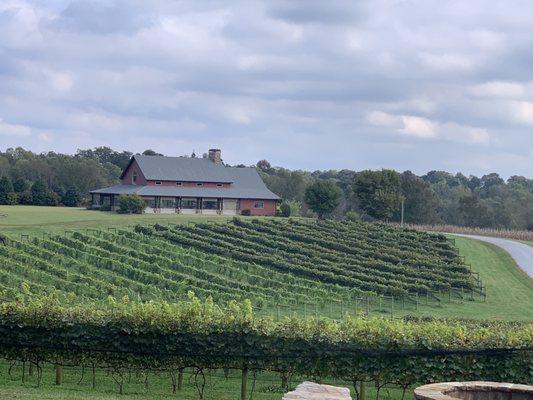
[99,204,111,212]
[118,195,146,214]
[62,187,80,207]
[279,201,291,217]
[241,209,251,216]
[345,211,360,222]
[6,192,18,205]
[304,180,341,219]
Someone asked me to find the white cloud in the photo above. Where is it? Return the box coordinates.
[419,52,476,71]
[368,111,490,144]
[509,101,533,125]
[0,119,31,137]
[470,81,528,99]
[38,132,53,142]
[400,115,437,138]
[366,111,401,127]
[0,0,530,177]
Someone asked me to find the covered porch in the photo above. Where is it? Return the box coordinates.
[144,196,239,215]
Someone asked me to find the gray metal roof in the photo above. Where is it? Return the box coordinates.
[92,165,280,200]
[131,155,234,182]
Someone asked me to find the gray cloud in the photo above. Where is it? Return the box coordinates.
[0,0,531,178]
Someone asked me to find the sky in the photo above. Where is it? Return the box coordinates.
[0,0,532,178]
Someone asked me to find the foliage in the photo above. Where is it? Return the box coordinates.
[353,170,402,221]
[137,218,479,299]
[0,177,13,205]
[279,201,292,217]
[118,195,146,214]
[62,187,80,207]
[30,180,50,206]
[0,147,530,228]
[304,180,341,219]
[345,211,360,222]
[5,193,18,205]
[0,296,530,390]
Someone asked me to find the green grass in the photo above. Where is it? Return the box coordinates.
[0,205,231,236]
[0,362,407,400]
[520,240,533,247]
[0,206,531,398]
[0,206,531,321]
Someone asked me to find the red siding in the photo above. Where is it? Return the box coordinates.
[121,159,147,185]
[239,199,277,216]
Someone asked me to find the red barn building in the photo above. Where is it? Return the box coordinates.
[90,149,280,216]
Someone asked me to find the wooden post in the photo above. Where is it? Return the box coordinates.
[360,380,366,400]
[55,365,62,385]
[241,365,249,400]
[178,368,184,391]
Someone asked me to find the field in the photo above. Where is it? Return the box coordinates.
[0,205,531,321]
[0,205,231,236]
[0,205,531,399]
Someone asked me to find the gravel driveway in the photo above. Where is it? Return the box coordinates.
[450,234,533,278]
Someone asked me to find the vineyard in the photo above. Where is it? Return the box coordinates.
[0,218,484,315]
[0,217,530,399]
[0,297,530,399]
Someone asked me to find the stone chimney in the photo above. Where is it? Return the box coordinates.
[208,149,222,164]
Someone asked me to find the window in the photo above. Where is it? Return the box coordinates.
[181,198,197,209]
[176,182,182,186]
[145,198,156,208]
[196,183,203,187]
[254,201,264,209]
[155,181,162,185]
[161,198,175,208]
[216,183,223,187]
[202,198,218,210]
[132,171,137,184]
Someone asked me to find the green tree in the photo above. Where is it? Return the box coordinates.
[12,178,29,193]
[0,176,14,204]
[279,201,291,217]
[396,171,439,224]
[352,170,402,220]
[304,180,341,219]
[31,180,49,206]
[458,195,493,227]
[62,187,80,207]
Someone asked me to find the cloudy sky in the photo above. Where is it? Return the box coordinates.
[0,0,532,177]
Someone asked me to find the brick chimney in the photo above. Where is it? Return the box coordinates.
[208,149,222,164]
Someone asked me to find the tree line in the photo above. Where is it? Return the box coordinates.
[257,160,532,230]
[0,147,530,230]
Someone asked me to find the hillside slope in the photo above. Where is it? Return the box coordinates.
[0,218,487,315]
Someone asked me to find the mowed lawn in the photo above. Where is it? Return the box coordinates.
[412,236,533,321]
[0,205,231,236]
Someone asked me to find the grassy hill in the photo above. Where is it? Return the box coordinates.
[1,206,531,320]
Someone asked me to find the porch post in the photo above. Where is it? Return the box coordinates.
[197,197,202,214]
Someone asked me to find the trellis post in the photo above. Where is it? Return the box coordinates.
[241,364,249,400]
[55,364,62,385]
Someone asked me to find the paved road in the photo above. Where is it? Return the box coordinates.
[450,234,533,278]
